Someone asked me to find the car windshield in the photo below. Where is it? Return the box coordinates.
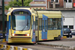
[63,28,70,31]
[12,14,31,31]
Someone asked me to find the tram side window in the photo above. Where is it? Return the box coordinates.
[48,19,52,30]
[57,19,61,29]
[48,18,61,30]
[52,19,57,29]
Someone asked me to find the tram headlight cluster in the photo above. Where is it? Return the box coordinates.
[24,34,30,36]
[12,34,15,36]
[27,34,30,36]
[11,34,30,36]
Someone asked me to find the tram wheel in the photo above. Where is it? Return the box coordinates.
[54,35,61,41]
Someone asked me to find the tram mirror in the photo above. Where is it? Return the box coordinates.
[11,12,13,16]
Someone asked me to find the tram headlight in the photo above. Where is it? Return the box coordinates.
[27,34,30,36]
[12,34,15,36]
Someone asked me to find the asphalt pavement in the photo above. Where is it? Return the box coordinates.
[0,42,68,50]
[38,38,75,50]
[0,38,75,50]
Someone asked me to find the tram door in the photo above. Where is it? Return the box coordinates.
[42,15,48,40]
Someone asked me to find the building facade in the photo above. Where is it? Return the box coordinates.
[29,0,47,9]
[30,0,75,31]
[30,0,75,9]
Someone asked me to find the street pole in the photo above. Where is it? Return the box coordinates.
[2,0,5,38]
[16,0,18,6]
[22,0,23,6]
[17,0,18,1]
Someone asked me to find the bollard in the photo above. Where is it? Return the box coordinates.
[14,46,18,50]
[0,45,33,50]
[6,45,10,50]
[0,39,3,42]
[63,36,67,39]
[3,45,6,49]
[28,48,33,50]
[2,39,6,42]
[0,44,3,49]
[22,48,27,50]
[10,46,14,50]
[18,47,23,50]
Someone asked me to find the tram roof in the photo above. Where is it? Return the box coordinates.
[36,11,62,18]
[7,7,35,15]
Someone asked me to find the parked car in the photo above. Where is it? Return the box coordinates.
[71,32,75,36]
[0,33,3,39]
[0,33,6,39]
[63,28,72,37]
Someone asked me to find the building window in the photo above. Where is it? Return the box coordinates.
[69,0,72,2]
[56,0,58,2]
[63,26,68,28]
[41,2,44,3]
[64,0,72,2]
[69,25,73,29]
[64,0,67,2]
[41,7,44,9]
[51,0,59,3]
[51,0,54,2]
[38,7,40,9]
[34,0,45,2]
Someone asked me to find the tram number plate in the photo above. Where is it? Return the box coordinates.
[14,38,25,40]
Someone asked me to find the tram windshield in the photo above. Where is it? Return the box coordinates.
[12,12,31,31]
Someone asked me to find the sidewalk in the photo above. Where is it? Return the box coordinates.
[38,38,75,50]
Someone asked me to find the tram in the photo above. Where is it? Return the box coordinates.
[6,8,36,43]
[6,7,63,44]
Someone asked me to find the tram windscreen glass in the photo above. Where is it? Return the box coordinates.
[12,13,31,31]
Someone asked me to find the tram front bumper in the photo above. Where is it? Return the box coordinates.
[11,36,31,38]
[8,36,32,43]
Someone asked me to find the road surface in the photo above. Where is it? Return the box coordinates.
[0,42,71,50]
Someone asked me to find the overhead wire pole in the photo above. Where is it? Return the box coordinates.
[2,0,5,39]
[17,0,18,6]
[22,0,23,6]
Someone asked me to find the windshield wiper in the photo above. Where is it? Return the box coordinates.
[21,19,28,31]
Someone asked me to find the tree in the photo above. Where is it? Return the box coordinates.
[5,0,32,10]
